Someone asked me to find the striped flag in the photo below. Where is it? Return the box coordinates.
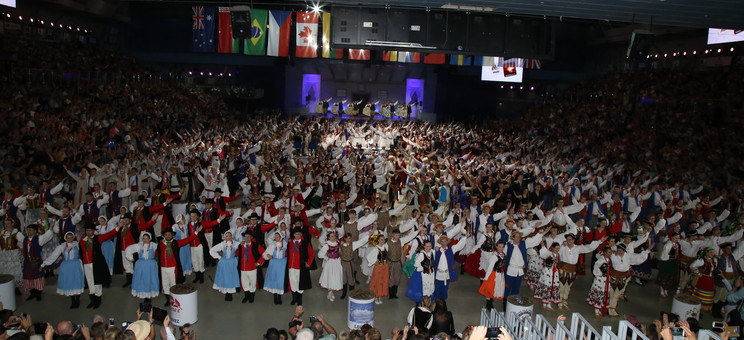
[321,13,343,58]
[397,51,420,63]
[449,54,472,66]
[382,51,398,62]
[267,10,291,57]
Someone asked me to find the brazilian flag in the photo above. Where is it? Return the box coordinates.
[243,9,267,55]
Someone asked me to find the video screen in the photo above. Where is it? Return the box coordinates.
[0,0,16,7]
[708,28,744,45]
[481,66,524,83]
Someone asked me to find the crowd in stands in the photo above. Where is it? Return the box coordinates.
[2,29,744,340]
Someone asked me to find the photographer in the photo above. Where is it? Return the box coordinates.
[309,315,337,340]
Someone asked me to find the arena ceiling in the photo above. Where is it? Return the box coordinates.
[299,0,744,30]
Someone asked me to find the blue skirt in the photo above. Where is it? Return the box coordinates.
[263,257,287,294]
[213,257,240,293]
[406,271,424,303]
[57,259,84,296]
[179,245,192,275]
[101,239,115,272]
[132,258,160,298]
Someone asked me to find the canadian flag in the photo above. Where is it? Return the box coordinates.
[296,11,319,58]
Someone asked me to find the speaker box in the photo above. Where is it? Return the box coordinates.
[231,6,252,39]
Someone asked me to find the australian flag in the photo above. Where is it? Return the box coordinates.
[192,6,216,52]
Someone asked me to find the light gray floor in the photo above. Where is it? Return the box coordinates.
[14,258,689,338]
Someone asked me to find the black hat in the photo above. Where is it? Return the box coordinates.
[205,198,214,204]
[617,243,627,252]
[242,230,254,237]
[214,188,222,193]
[162,228,175,235]
[622,233,633,239]
[137,195,147,202]
[26,224,40,231]
[84,222,97,230]
[292,217,304,225]
[189,209,202,217]
[720,242,733,249]
[689,220,701,225]
[686,230,698,237]
[641,220,652,225]
[249,213,259,219]
[564,233,576,240]
[292,227,303,234]
[122,212,133,220]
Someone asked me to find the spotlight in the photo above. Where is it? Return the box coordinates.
[519,86,524,90]
[664,53,667,57]
[731,47,735,52]
[76,27,80,31]
[18,16,22,20]
[228,73,232,77]
[30,18,33,23]
[311,2,322,13]
[84,29,87,33]
[530,86,535,90]
[40,20,44,25]
[500,85,504,89]
[188,71,193,75]
[673,52,677,56]
[5,13,9,18]
[693,51,697,55]
[208,72,212,76]
[646,55,650,59]
[717,48,722,53]
[655,54,658,58]
[683,52,687,56]
[200,72,204,76]
[509,86,513,89]
[705,49,709,54]
[219,73,223,76]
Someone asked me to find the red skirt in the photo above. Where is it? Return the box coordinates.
[464,250,485,278]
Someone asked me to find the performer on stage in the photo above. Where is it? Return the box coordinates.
[209,230,241,301]
[406,240,435,303]
[159,226,201,306]
[318,231,344,301]
[587,247,612,316]
[479,242,506,310]
[41,232,84,309]
[237,231,265,303]
[608,243,650,316]
[125,232,160,300]
[78,222,118,308]
[263,231,288,304]
[285,227,316,306]
[690,247,717,312]
[18,224,55,301]
[366,234,389,304]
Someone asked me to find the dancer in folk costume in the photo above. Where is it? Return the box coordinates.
[237,231,265,304]
[41,232,84,309]
[159,226,201,306]
[263,231,288,304]
[607,243,650,316]
[690,247,717,312]
[78,223,117,308]
[557,233,604,310]
[366,233,389,304]
[19,224,55,301]
[318,231,344,301]
[209,230,241,301]
[1,218,24,290]
[536,242,562,310]
[406,240,436,303]
[478,242,507,310]
[656,232,682,297]
[125,232,160,300]
[587,247,613,316]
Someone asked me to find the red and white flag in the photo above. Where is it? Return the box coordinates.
[217,7,233,53]
[267,10,292,57]
[295,11,319,58]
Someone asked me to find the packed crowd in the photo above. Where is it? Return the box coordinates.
[2,31,744,340]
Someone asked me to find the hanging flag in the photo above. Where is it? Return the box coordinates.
[192,6,216,52]
[295,11,319,58]
[423,53,446,64]
[217,7,233,53]
[243,9,267,55]
[397,51,420,63]
[321,12,340,58]
[348,49,371,60]
[449,54,472,66]
[525,59,541,69]
[382,51,398,62]
[267,10,292,57]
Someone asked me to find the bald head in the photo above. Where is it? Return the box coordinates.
[57,320,73,335]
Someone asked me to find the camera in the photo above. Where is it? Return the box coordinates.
[309,316,318,323]
[288,320,302,328]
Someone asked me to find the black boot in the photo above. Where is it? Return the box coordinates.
[93,295,102,309]
[70,296,77,309]
[72,295,81,309]
[349,285,355,294]
[340,284,348,300]
[192,273,199,283]
[144,298,152,304]
[164,295,171,307]
[248,292,255,303]
[290,292,298,305]
[25,290,35,301]
[485,299,494,311]
[242,291,250,303]
[15,288,22,296]
[225,293,233,301]
[35,289,42,301]
[123,273,132,288]
[354,271,360,285]
[712,301,725,318]
[86,294,96,308]
[297,293,303,306]
[198,272,205,283]
[388,286,394,299]
[273,294,279,305]
[277,294,283,305]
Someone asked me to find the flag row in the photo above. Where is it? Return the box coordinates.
[192,6,540,68]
